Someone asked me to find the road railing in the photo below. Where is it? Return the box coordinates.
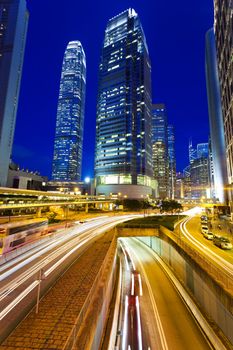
[62,230,118,350]
[160,225,233,293]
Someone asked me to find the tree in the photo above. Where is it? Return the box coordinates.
[159,200,183,213]
[122,199,142,211]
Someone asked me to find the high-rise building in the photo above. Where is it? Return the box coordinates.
[189,138,196,164]
[168,125,176,199]
[213,1,233,205]
[197,143,209,159]
[190,157,210,200]
[95,9,155,198]
[205,28,227,203]
[188,141,211,199]
[151,104,169,198]
[0,0,29,187]
[52,41,86,182]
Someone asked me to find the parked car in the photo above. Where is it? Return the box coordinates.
[201,225,209,234]
[203,231,214,240]
[201,215,208,221]
[213,236,232,250]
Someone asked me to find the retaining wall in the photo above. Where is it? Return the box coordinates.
[137,230,233,345]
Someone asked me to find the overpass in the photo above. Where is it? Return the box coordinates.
[0,187,115,215]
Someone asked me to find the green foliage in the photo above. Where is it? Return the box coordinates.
[47,211,60,224]
[118,214,186,231]
[123,199,142,210]
[159,200,183,214]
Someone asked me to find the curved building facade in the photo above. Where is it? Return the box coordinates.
[52,41,86,181]
[205,28,227,202]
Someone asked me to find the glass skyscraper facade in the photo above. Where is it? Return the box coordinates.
[0,0,28,186]
[187,141,210,199]
[52,41,86,181]
[95,9,154,197]
[151,104,169,198]
[213,1,232,207]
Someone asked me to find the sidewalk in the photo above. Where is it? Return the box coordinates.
[0,232,114,350]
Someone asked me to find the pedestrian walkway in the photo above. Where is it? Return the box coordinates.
[0,232,113,350]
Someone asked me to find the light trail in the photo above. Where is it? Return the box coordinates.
[0,281,38,320]
[124,240,169,350]
[131,273,135,296]
[122,295,129,350]
[136,296,143,350]
[180,217,233,277]
[134,238,228,350]
[0,215,140,321]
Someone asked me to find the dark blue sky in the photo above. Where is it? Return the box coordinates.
[13,0,214,179]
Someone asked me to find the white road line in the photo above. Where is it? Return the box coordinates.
[135,238,228,350]
[124,240,169,350]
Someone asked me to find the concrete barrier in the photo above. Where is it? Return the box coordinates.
[137,229,233,346]
[63,229,118,350]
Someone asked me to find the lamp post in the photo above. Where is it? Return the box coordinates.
[36,269,45,314]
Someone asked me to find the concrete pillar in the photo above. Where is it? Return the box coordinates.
[105,203,110,210]
[63,206,69,219]
[37,207,42,218]
[85,203,88,213]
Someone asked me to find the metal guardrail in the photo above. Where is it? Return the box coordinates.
[62,233,118,350]
[160,226,233,292]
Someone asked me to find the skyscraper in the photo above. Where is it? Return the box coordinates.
[188,141,210,199]
[197,143,209,159]
[151,104,169,198]
[205,28,227,203]
[213,1,232,205]
[168,125,176,199]
[95,9,155,198]
[52,41,86,182]
[0,0,29,187]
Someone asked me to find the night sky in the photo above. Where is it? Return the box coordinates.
[13,0,214,180]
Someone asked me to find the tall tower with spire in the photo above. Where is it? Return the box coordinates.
[52,41,86,181]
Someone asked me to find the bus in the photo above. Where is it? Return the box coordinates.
[0,218,48,255]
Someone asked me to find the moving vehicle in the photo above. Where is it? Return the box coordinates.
[213,236,232,250]
[0,218,48,255]
[201,225,209,234]
[203,231,214,240]
[200,215,208,224]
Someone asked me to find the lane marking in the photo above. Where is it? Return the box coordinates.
[124,240,169,350]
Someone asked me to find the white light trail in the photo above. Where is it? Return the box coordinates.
[180,217,233,276]
[0,281,38,320]
[122,295,128,350]
[131,273,135,296]
[129,242,169,350]
[0,215,140,320]
[136,296,143,350]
